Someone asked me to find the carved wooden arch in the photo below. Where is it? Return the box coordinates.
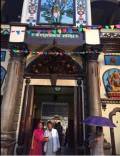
[109,107,120,155]
[26,46,83,68]
[25,47,83,85]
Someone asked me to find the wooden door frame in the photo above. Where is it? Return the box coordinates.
[17,76,84,154]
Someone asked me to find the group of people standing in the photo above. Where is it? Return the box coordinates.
[29,120,106,155]
[29,121,62,155]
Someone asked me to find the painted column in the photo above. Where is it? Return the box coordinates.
[86,53,101,117]
[1,48,28,155]
[21,0,30,23]
[21,0,39,25]
[76,0,92,26]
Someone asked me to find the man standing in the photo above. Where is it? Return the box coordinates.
[54,122,63,147]
[44,121,60,155]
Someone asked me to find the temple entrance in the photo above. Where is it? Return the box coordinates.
[32,86,75,154]
[17,51,85,155]
[33,86,72,130]
[17,82,84,155]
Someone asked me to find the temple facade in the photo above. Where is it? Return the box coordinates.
[1,0,120,155]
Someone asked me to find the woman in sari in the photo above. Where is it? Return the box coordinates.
[29,121,48,155]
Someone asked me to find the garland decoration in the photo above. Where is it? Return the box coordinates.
[1,24,120,36]
[8,48,120,56]
[26,24,120,37]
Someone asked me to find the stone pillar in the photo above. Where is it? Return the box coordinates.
[86,53,101,117]
[16,78,31,155]
[1,45,29,155]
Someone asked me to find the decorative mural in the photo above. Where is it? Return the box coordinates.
[103,68,120,98]
[26,0,39,25]
[76,0,87,26]
[104,55,120,65]
[38,0,74,25]
[22,0,88,26]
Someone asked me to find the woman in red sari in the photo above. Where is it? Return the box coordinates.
[29,121,47,155]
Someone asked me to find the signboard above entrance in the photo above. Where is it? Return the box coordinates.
[27,31,80,38]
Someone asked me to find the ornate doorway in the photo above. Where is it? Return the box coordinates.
[17,49,85,155]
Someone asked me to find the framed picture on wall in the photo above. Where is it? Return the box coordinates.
[104,55,120,65]
[102,68,120,98]
[37,0,75,25]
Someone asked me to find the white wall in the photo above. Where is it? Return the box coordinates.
[98,53,120,155]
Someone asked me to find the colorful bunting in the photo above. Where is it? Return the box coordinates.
[58,29,62,34]
[9,50,102,55]
[48,29,51,34]
[1,24,120,37]
[67,27,73,33]
[11,49,28,54]
[78,27,83,32]
[116,24,120,29]
[52,29,57,34]
[110,25,114,30]
[62,28,67,33]
[98,25,102,29]
[9,48,120,56]
[26,24,120,37]
[105,25,109,29]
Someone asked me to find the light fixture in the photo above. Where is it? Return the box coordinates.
[54,87,61,92]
